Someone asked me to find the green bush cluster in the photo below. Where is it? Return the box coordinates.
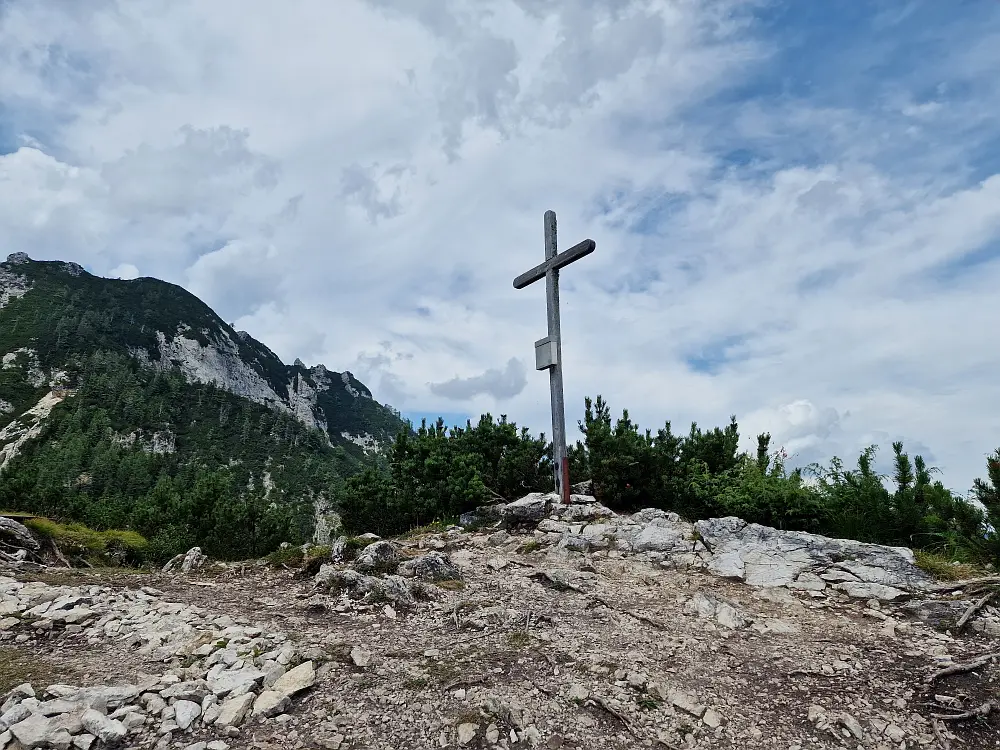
[336,414,557,536]
[336,395,999,566]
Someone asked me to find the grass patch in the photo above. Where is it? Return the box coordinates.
[425,660,461,685]
[453,709,483,726]
[0,647,68,694]
[517,540,542,554]
[403,676,429,690]
[23,518,147,566]
[399,520,454,539]
[506,631,530,648]
[914,550,983,581]
[636,696,659,711]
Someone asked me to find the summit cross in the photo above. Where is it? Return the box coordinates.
[513,210,595,505]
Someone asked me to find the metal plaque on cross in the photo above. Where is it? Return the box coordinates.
[513,210,595,504]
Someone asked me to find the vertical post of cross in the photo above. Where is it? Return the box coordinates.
[543,211,570,504]
[513,211,595,506]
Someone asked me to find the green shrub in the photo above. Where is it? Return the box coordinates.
[265,545,306,567]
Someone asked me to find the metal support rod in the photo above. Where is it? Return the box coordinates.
[544,210,570,505]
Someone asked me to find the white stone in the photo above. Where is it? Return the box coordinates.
[215,693,255,728]
[695,517,931,595]
[81,709,126,745]
[457,723,479,746]
[10,714,73,750]
[271,661,315,697]
[350,647,372,668]
[252,691,290,718]
[174,700,201,731]
[207,668,265,697]
[668,690,705,718]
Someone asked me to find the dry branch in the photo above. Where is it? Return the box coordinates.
[956,591,996,632]
[926,653,1000,683]
[443,675,487,691]
[930,702,992,722]
[586,695,637,736]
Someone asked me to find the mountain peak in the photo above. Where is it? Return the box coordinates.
[0,255,406,457]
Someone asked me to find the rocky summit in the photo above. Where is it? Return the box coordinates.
[3,496,1000,749]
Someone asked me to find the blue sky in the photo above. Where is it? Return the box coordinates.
[2,0,1000,492]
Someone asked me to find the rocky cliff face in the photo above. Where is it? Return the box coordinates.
[0,253,404,464]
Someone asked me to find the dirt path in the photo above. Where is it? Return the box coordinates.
[6,533,1000,750]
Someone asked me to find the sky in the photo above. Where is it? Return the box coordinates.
[2,0,1000,494]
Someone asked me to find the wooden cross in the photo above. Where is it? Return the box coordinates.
[513,210,595,504]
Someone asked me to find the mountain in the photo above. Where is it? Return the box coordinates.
[0,252,408,560]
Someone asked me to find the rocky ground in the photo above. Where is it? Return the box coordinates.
[2,495,1000,749]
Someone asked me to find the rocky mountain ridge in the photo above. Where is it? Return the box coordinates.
[0,252,404,461]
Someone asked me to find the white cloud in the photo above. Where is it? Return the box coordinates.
[2,0,1000,493]
[108,263,139,280]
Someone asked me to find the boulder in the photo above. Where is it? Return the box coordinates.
[459,503,505,528]
[1,684,34,714]
[162,547,208,574]
[398,552,462,581]
[80,709,126,746]
[695,517,931,598]
[548,497,615,523]
[271,661,315,697]
[45,685,138,711]
[159,680,211,702]
[329,536,349,562]
[350,646,372,668]
[10,714,73,749]
[500,493,554,527]
[352,540,400,575]
[557,534,591,553]
[215,692,255,728]
[315,566,417,606]
[685,590,749,629]
[252,691,290,718]
[628,523,695,554]
[173,700,201,730]
[0,517,39,552]
[0,701,34,730]
[207,668,264,698]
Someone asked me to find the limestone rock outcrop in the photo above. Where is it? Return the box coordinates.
[487,494,933,601]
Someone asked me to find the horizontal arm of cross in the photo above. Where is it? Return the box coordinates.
[512,238,596,289]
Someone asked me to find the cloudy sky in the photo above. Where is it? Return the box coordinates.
[2,1,999,493]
